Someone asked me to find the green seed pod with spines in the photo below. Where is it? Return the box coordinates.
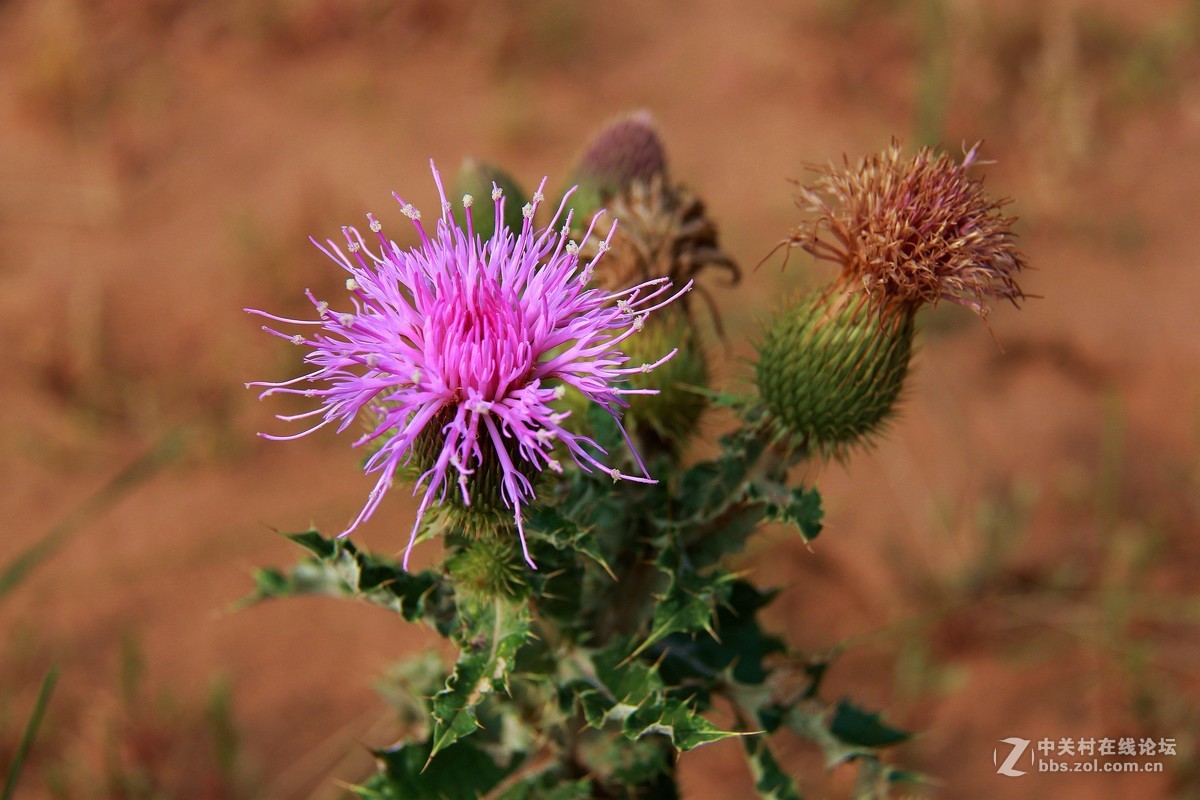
[754,286,915,459]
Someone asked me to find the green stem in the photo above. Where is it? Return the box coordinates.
[489,595,503,669]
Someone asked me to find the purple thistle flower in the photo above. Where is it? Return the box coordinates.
[247,162,690,569]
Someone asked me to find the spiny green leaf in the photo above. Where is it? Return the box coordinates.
[248,567,290,596]
[628,541,736,662]
[574,643,738,751]
[591,641,663,705]
[428,656,486,760]
[801,660,830,701]
[429,597,531,760]
[783,700,908,771]
[688,503,766,566]
[672,426,775,565]
[623,699,743,751]
[577,687,616,730]
[525,504,614,578]
[239,530,455,633]
[662,701,743,750]
[567,642,663,733]
[372,739,511,800]
[284,529,339,560]
[785,704,867,769]
[658,580,785,691]
[644,576,727,647]
[744,736,803,800]
[583,732,675,791]
[677,440,755,520]
[755,484,824,542]
[495,776,594,800]
[829,700,909,749]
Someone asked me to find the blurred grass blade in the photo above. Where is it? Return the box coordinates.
[914,0,950,148]
[2,665,58,800]
[0,432,183,602]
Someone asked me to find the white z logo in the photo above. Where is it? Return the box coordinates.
[994,737,1031,777]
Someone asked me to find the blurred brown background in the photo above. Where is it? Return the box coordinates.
[2,0,1199,797]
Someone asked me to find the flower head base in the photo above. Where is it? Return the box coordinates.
[247,162,689,568]
[792,142,1027,320]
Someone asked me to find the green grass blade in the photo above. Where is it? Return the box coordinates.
[2,665,58,800]
[0,431,183,602]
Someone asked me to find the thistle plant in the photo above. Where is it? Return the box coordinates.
[245,120,1028,799]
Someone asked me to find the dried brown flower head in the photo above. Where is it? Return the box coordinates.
[598,176,739,315]
[565,113,739,328]
[792,142,1028,320]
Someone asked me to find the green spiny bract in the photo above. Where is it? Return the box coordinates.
[755,287,914,459]
[444,536,528,601]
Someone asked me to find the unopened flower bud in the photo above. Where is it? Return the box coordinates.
[563,111,668,223]
[621,310,709,450]
[452,158,528,242]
